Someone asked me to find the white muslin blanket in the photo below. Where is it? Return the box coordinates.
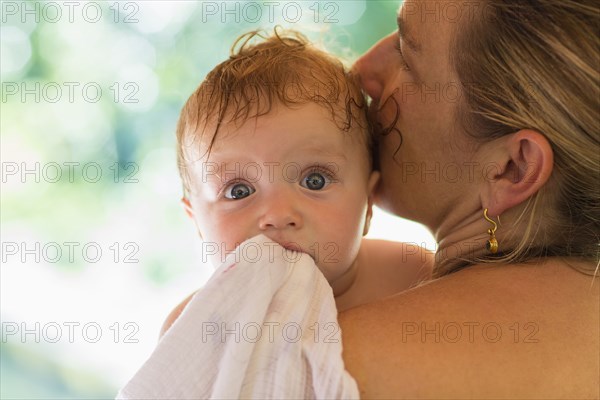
[117,234,359,399]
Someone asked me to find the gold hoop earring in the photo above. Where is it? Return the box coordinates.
[483,208,499,254]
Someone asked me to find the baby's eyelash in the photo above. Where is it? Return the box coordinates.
[394,40,411,71]
[217,178,249,197]
[305,165,337,181]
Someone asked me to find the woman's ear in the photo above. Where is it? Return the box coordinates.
[363,171,381,236]
[482,130,554,216]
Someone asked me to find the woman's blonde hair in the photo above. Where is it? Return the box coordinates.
[440,0,599,276]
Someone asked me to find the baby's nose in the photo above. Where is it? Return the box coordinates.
[258,194,303,230]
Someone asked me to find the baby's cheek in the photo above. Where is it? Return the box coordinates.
[196,221,234,263]
[318,226,360,272]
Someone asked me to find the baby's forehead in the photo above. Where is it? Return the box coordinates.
[196,102,367,154]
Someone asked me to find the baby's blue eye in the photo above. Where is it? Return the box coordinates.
[302,172,327,190]
[224,183,254,199]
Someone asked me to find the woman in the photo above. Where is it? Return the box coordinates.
[340,0,599,398]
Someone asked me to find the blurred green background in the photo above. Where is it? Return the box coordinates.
[1,1,435,398]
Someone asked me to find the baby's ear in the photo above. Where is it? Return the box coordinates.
[367,170,381,196]
[363,171,381,236]
[181,196,203,239]
[181,197,194,218]
[182,197,204,239]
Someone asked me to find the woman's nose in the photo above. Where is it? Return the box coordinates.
[353,33,397,102]
[258,192,303,230]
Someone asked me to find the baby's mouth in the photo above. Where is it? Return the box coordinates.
[270,240,316,262]
[280,242,303,252]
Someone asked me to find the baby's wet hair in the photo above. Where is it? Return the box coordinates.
[176,28,371,195]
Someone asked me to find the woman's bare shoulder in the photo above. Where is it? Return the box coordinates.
[361,238,435,282]
[339,259,599,398]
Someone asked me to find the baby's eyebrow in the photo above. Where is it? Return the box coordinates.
[298,146,348,161]
[208,146,348,163]
[206,157,348,175]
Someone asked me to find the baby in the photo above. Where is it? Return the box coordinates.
[163,30,432,334]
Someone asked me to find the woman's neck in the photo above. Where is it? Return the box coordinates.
[434,208,498,272]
